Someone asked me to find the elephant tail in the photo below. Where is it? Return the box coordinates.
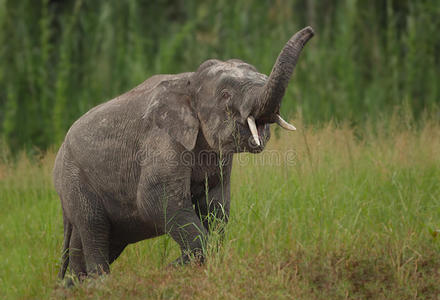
[58,216,72,280]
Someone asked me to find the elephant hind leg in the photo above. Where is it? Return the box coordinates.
[67,223,112,285]
[68,227,87,282]
[58,214,72,280]
[79,217,111,276]
[65,182,112,277]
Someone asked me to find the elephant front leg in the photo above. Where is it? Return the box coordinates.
[194,192,230,237]
[166,205,208,265]
[193,163,232,237]
[138,165,208,265]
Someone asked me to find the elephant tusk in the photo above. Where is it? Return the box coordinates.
[247,116,261,146]
[275,114,296,131]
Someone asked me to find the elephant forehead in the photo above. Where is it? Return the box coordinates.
[207,63,268,83]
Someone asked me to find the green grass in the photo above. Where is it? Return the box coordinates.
[0,117,439,299]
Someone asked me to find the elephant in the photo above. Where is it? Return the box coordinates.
[54,26,314,283]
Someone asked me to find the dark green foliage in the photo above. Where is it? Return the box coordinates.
[1,0,439,150]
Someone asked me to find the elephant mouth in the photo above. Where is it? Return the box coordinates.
[246,116,270,148]
[230,120,268,153]
[255,121,269,146]
[241,117,270,153]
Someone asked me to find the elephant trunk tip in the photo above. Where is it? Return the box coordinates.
[303,26,315,36]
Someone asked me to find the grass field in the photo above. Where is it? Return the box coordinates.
[0,116,439,299]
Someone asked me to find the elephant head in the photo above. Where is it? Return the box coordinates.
[150,27,314,155]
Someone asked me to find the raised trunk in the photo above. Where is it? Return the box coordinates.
[257,26,314,122]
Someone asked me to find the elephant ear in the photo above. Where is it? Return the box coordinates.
[145,85,199,151]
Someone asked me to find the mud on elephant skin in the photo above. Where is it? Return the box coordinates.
[54,26,314,283]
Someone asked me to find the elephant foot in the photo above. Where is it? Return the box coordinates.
[169,251,205,267]
[168,256,188,267]
[60,271,87,288]
[63,277,75,288]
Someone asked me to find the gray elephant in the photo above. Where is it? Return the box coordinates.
[54,26,314,282]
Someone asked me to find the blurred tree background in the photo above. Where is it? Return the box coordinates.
[0,0,439,151]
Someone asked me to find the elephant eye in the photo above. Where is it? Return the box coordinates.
[220,89,232,100]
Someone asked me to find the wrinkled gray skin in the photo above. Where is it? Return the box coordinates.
[54,27,314,283]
